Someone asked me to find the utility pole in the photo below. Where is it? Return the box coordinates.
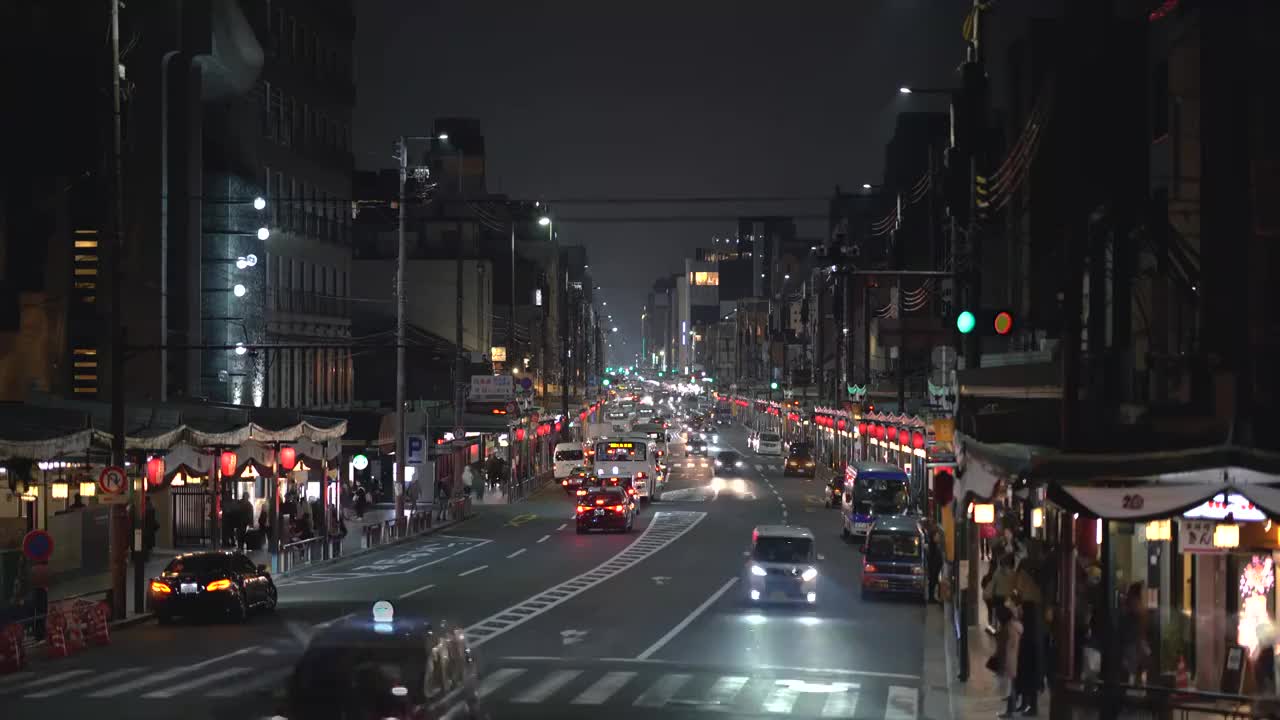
[107,0,130,621]
[561,266,570,416]
[896,275,906,411]
[454,146,465,441]
[395,137,408,527]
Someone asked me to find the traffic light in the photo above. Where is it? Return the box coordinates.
[955,309,1015,336]
[769,381,779,390]
[602,378,611,386]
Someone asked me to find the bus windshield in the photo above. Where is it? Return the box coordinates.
[595,441,647,462]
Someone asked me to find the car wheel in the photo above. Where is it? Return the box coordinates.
[232,591,249,623]
[264,583,278,612]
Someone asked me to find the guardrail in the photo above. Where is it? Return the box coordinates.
[280,536,324,574]
[1050,678,1269,720]
[362,508,433,549]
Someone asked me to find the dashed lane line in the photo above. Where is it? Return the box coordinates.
[537,534,550,543]
[398,582,436,599]
[459,565,489,577]
[507,548,528,559]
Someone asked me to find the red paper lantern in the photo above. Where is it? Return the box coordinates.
[887,427,898,443]
[219,450,238,477]
[912,432,926,449]
[837,419,847,431]
[279,446,297,471]
[515,428,526,442]
[555,421,563,433]
[858,422,868,435]
[146,456,165,487]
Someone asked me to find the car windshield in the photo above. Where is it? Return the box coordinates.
[163,556,231,575]
[291,642,427,707]
[718,452,740,463]
[788,444,813,457]
[760,433,780,442]
[555,449,584,461]
[866,532,921,561]
[753,536,813,563]
[855,478,911,514]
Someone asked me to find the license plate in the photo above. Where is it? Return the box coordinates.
[854,523,872,532]
[594,509,604,516]
[180,583,198,594]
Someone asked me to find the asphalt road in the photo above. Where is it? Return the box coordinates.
[1,421,925,720]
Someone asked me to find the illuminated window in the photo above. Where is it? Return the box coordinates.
[690,271,719,286]
[74,268,98,276]
[73,348,98,356]
[74,240,98,249]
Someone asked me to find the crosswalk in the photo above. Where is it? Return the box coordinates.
[479,661,919,719]
[671,460,785,473]
[0,660,293,702]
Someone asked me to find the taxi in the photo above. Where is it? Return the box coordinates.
[559,465,592,493]
[275,601,481,719]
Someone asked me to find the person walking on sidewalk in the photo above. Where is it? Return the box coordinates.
[436,477,452,521]
[1012,557,1045,716]
[985,552,1016,635]
[353,484,368,520]
[926,529,944,604]
[993,599,1024,719]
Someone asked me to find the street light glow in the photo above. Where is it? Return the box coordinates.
[257,227,270,240]
[862,183,872,189]
[437,133,449,140]
[899,86,912,94]
[253,196,266,210]
[233,284,247,297]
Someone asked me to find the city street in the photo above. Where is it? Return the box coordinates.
[2,423,924,719]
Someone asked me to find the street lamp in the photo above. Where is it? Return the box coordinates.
[862,183,873,189]
[437,133,449,140]
[252,196,266,211]
[538,216,551,226]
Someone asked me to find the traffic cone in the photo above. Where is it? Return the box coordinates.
[45,611,69,659]
[64,605,86,654]
[0,624,23,673]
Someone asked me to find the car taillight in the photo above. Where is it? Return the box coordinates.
[561,480,568,485]
[205,578,233,592]
[149,581,172,594]
[596,498,606,505]
[863,564,878,574]
[576,505,589,513]
[576,489,588,496]
[612,505,626,512]
[635,472,647,480]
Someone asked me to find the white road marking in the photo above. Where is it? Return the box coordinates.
[571,671,636,704]
[702,675,750,706]
[821,686,863,717]
[495,656,921,679]
[510,669,581,703]
[459,564,488,577]
[9,669,92,693]
[398,582,436,599]
[207,667,293,697]
[465,511,706,646]
[633,673,692,707]
[142,665,254,698]
[479,668,527,698]
[312,611,355,629]
[278,536,492,587]
[506,548,527,559]
[637,576,738,660]
[885,684,920,720]
[761,683,801,713]
[88,646,257,697]
[537,534,550,543]
[557,523,567,531]
[0,672,34,691]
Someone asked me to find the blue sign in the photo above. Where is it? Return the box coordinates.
[23,530,53,562]
[407,434,426,464]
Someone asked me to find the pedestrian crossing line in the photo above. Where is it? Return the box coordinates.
[821,687,863,718]
[884,684,919,720]
[700,674,749,707]
[478,668,527,698]
[142,665,255,699]
[510,669,581,703]
[26,667,143,698]
[206,667,293,697]
[761,682,802,714]
[6,669,92,694]
[88,646,257,698]
[633,672,692,707]
[0,671,35,691]
[570,671,636,705]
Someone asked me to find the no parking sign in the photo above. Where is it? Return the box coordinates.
[97,465,129,504]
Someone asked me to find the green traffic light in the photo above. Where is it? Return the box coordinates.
[602,378,611,386]
[956,310,976,334]
[770,382,779,390]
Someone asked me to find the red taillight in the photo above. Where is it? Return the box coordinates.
[150,581,172,594]
[612,505,626,512]
[596,498,606,505]
[576,489,587,496]
[561,479,568,486]
[863,563,878,574]
[576,505,589,513]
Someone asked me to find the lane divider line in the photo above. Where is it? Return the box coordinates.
[459,565,489,577]
[636,576,738,660]
[506,548,528,559]
[537,534,551,543]
[557,523,567,531]
[464,511,707,646]
[398,582,437,599]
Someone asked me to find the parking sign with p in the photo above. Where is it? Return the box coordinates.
[407,434,426,465]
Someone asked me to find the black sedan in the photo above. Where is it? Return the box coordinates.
[784,451,817,477]
[575,489,636,533]
[149,550,277,623]
[687,439,708,456]
[713,451,745,475]
[560,465,591,493]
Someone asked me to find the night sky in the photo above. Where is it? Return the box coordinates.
[354,1,1052,366]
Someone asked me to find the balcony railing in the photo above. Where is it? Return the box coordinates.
[269,288,349,318]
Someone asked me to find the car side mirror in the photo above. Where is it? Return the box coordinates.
[258,564,269,574]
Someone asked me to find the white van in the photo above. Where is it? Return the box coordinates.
[553,442,586,479]
[755,432,783,456]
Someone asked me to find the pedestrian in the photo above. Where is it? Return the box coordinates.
[926,529,944,604]
[994,599,1025,719]
[436,478,452,520]
[1120,581,1150,685]
[354,484,368,520]
[986,552,1016,635]
[980,521,997,561]
[1012,557,1044,716]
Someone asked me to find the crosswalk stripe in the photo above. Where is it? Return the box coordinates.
[884,684,919,720]
[570,671,636,705]
[5,669,92,693]
[26,667,144,698]
[0,671,35,691]
[701,675,749,707]
[821,687,863,718]
[141,666,254,699]
[510,669,581,703]
[633,673,692,707]
[479,668,526,698]
[206,667,293,697]
[760,682,801,714]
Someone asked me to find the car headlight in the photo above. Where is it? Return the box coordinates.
[735,461,743,467]
[801,567,818,581]
[751,565,768,577]
[714,460,722,466]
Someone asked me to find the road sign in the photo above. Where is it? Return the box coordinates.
[469,374,514,402]
[98,466,127,496]
[22,529,53,562]
[518,377,533,391]
[406,434,426,465]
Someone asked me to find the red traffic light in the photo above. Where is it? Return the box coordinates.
[993,311,1014,335]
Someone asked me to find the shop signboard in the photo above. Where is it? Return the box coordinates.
[1182,492,1267,522]
[1178,519,1221,554]
[469,375,514,402]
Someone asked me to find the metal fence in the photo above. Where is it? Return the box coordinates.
[279,536,325,574]
[1050,679,1270,720]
